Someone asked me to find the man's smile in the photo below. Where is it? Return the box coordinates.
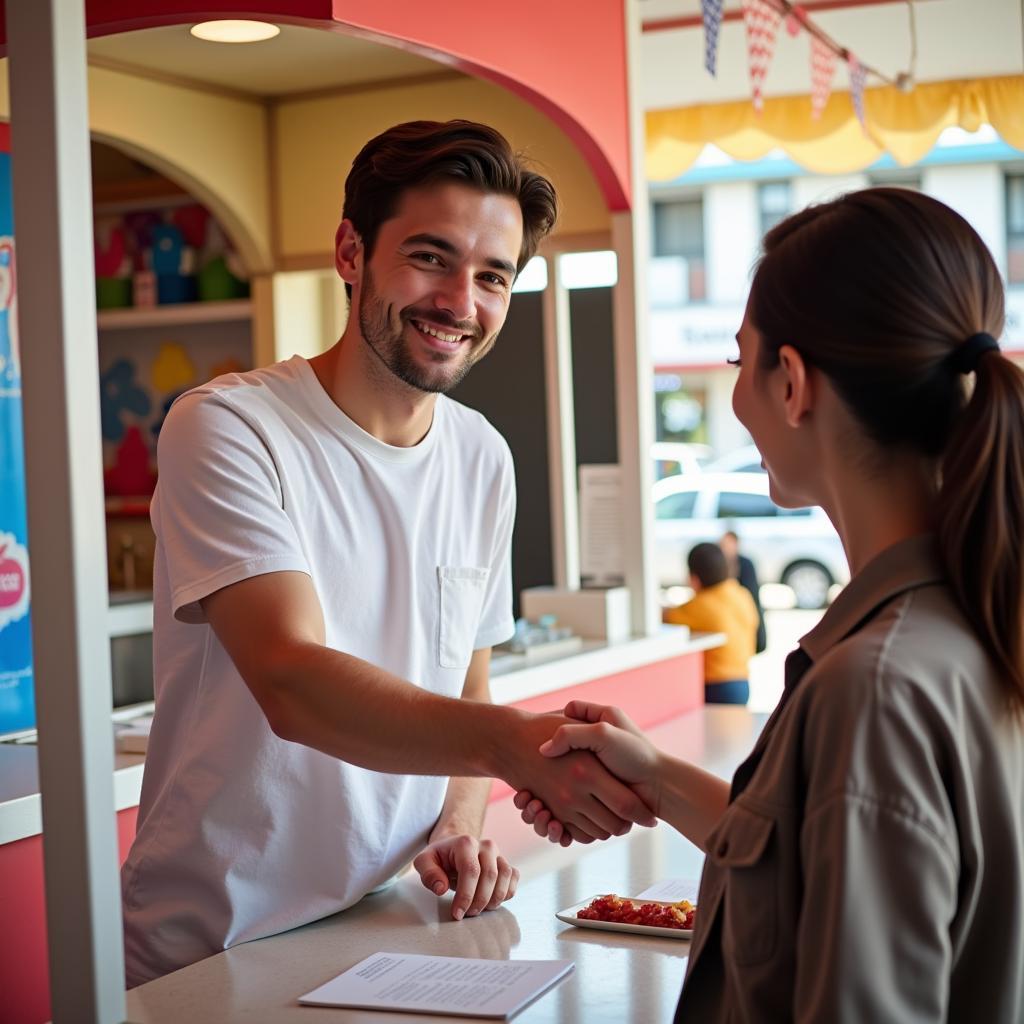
[410,318,473,352]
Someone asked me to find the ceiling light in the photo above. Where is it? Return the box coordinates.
[190,20,280,43]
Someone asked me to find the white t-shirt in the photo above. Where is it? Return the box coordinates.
[121,356,516,986]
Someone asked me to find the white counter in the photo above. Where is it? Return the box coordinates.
[125,707,764,1023]
[0,628,720,847]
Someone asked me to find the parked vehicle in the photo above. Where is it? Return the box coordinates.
[653,471,849,609]
[651,441,714,480]
[704,444,765,474]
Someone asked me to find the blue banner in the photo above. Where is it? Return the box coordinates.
[0,146,34,735]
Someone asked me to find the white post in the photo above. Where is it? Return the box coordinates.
[7,2,126,1021]
[541,256,580,590]
[612,0,658,636]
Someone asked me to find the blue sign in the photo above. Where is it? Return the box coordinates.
[0,147,34,735]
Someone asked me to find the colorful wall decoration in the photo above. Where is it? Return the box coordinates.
[0,128,34,735]
[94,198,249,311]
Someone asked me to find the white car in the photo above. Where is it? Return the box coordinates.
[653,472,849,608]
[705,444,766,474]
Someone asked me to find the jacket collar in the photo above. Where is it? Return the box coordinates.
[799,534,945,665]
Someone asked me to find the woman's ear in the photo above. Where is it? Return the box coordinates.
[334,220,363,286]
[777,343,814,428]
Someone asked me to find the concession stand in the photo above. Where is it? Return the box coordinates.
[2,1,1022,1021]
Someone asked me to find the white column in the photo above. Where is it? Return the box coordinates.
[922,163,1006,277]
[705,371,749,454]
[792,173,869,211]
[704,181,759,304]
[8,2,126,1021]
[541,258,580,590]
[611,0,658,637]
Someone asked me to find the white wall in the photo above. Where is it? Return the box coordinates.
[704,181,759,304]
[271,270,347,361]
[921,163,1006,275]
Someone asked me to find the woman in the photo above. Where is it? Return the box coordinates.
[517,189,1024,1022]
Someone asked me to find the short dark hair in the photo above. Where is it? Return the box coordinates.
[688,543,729,588]
[340,119,558,293]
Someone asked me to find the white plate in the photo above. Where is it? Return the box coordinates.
[555,896,694,940]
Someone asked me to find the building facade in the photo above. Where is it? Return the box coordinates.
[649,127,1024,455]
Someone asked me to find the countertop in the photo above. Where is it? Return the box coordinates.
[125,707,765,1023]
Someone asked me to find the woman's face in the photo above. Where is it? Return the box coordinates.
[732,302,819,510]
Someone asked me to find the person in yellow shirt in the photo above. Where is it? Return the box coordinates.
[663,542,759,704]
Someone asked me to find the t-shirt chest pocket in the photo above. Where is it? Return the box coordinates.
[437,566,490,669]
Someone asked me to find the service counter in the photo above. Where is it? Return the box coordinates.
[0,626,723,1024]
[123,707,764,1024]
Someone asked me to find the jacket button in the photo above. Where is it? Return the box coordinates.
[717,840,729,857]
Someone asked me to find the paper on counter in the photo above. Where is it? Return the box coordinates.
[299,952,574,1019]
[635,878,701,903]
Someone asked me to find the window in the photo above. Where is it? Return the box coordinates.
[716,491,778,518]
[1007,174,1024,284]
[656,491,698,520]
[758,181,792,235]
[652,198,706,301]
[868,170,922,191]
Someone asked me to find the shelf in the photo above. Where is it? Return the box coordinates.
[107,598,154,639]
[96,298,251,330]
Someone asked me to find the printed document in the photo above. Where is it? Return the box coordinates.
[299,952,574,1019]
[635,878,701,903]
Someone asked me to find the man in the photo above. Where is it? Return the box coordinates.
[121,120,653,986]
[719,529,766,653]
[663,542,759,704]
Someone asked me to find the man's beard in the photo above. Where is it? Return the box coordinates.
[357,269,489,394]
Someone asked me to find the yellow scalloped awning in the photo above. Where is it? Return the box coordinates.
[646,74,1024,180]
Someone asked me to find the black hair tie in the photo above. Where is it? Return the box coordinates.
[950,332,1000,374]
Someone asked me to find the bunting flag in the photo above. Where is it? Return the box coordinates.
[785,4,806,37]
[848,54,869,133]
[742,0,782,112]
[702,0,725,77]
[810,36,837,119]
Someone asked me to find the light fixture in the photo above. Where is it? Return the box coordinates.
[190,20,280,43]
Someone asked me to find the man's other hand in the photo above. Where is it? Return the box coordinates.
[413,834,519,921]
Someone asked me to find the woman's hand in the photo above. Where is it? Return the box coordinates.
[513,702,661,845]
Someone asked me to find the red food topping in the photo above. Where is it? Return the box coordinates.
[577,894,695,930]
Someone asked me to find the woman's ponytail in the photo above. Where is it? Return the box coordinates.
[938,353,1024,715]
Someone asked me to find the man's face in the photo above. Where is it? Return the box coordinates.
[350,182,523,394]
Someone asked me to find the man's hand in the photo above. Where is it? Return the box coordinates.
[514,701,662,845]
[413,834,519,921]
[498,708,658,846]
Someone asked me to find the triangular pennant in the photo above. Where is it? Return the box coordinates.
[810,36,837,119]
[702,0,725,77]
[848,54,869,133]
[742,0,782,112]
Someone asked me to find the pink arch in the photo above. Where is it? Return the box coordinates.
[0,0,633,211]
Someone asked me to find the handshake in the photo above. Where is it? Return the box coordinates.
[501,700,665,847]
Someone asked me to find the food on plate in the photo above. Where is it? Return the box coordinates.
[577,894,696,930]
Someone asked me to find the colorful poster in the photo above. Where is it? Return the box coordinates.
[0,127,34,735]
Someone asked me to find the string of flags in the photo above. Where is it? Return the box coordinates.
[700,0,917,134]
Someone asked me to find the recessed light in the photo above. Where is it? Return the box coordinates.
[190,20,280,43]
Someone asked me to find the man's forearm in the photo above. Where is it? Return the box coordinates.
[430,776,492,842]
[258,639,514,778]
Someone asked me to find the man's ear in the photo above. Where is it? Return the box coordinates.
[777,343,813,428]
[335,219,362,286]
